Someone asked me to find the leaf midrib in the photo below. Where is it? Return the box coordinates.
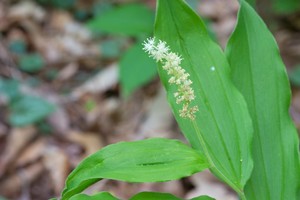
[163,1,245,193]
[240,10,271,199]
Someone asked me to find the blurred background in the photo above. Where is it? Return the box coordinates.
[0,0,299,199]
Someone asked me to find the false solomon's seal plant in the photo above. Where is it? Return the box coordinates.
[55,0,300,200]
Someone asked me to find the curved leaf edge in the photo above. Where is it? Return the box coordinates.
[65,191,215,200]
[61,138,209,200]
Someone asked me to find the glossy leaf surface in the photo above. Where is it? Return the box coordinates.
[226,1,300,199]
[155,0,253,197]
[61,138,208,200]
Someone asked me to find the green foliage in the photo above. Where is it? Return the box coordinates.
[58,1,300,199]
[88,3,156,96]
[61,138,209,200]
[100,38,125,59]
[92,1,113,17]
[226,1,300,199]
[9,95,55,127]
[271,0,300,13]
[155,0,253,198]
[289,65,300,87]
[37,0,76,9]
[245,0,256,7]
[120,42,157,96]
[68,192,215,200]
[87,4,154,37]
[190,196,215,200]
[84,99,97,112]
[8,40,27,54]
[0,78,21,100]
[130,192,181,200]
[130,192,214,200]
[19,53,45,73]
[0,78,55,127]
[70,192,118,200]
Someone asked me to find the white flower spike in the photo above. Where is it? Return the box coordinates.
[143,37,199,120]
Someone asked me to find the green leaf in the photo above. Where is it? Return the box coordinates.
[271,0,300,13]
[226,1,300,199]
[9,95,55,127]
[19,53,45,73]
[130,192,215,200]
[130,192,181,200]
[245,0,256,7]
[100,38,125,59]
[70,192,119,200]
[0,78,20,100]
[190,196,215,200]
[120,42,157,96]
[69,192,215,200]
[155,0,253,198]
[87,4,154,37]
[37,0,76,9]
[61,138,209,200]
[9,39,27,54]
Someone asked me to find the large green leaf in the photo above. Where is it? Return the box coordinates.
[70,192,119,200]
[130,192,214,200]
[68,192,215,200]
[226,1,300,199]
[61,138,208,200]
[87,4,154,37]
[154,0,253,198]
[120,42,157,97]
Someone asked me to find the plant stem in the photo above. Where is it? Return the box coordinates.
[192,121,247,200]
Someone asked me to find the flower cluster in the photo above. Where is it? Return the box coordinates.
[143,37,199,120]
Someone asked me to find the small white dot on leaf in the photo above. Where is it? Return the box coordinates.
[210,66,216,71]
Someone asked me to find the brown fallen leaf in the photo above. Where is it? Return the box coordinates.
[8,1,46,22]
[43,147,70,196]
[49,10,73,32]
[15,138,46,168]
[0,122,8,138]
[185,170,237,200]
[71,64,119,99]
[57,62,79,81]
[48,107,71,135]
[199,0,238,19]
[66,131,103,157]
[0,161,44,197]
[0,126,37,178]
[137,87,173,139]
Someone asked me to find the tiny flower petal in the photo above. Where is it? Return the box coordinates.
[143,37,199,120]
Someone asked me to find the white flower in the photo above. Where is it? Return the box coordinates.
[142,38,155,54]
[143,37,199,120]
[157,40,169,55]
